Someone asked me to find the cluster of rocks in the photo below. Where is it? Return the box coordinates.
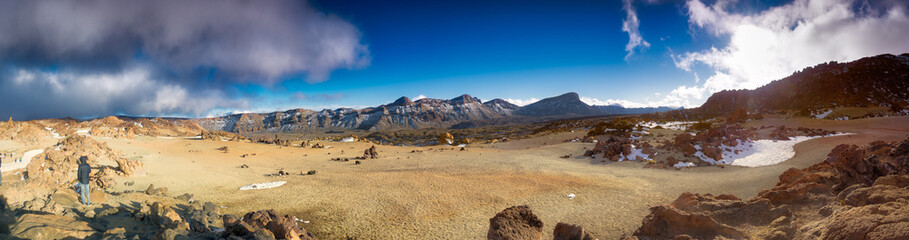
[361,145,378,159]
[222,210,316,240]
[583,136,654,162]
[252,135,293,146]
[200,130,247,142]
[769,125,837,140]
[487,205,596,240]
[628,137,909,239]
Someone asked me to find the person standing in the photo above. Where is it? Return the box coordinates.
[77,156,91,205]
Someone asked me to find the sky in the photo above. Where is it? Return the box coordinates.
[1,0,908,120]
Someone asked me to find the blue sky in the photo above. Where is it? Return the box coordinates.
[1,0,908,119]
[246,0,698,111]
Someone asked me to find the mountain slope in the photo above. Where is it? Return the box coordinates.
[651,53,909,119]
[514,92,601,116]
[195,94,516,132]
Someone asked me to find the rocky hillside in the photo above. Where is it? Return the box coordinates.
[629,137,909,239]
[196,94,518,132]
[651,53,909,120]
[514,92,601,116]
[195,92,677,133]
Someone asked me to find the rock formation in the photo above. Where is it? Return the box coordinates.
[629,137,909,239]
[488,205,544,240]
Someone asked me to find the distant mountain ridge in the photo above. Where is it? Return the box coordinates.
[195,92,676,133]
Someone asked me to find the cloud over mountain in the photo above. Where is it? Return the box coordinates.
[0,0,369,120]
[661,0,909,107]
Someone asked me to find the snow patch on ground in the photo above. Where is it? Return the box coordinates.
[239,181,287,190]
[813,109,833,119]
[640,121,698,131]
[617,145,651,162]
[691,133,850,167]
[44,127,63,139]
[339,137,355,142]
[674,162,696,168]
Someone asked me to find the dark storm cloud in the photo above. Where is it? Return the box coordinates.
[0,0,369,120]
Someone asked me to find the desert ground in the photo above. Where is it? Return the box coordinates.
[2,116,907,239]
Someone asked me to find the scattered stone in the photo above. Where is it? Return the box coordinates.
[240,164,249,168]
[307,170,317,175]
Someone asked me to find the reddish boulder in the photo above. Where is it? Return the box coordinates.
[487,205,544,240]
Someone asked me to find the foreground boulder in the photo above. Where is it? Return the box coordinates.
[553,222,597,240]
[487,205,544,240]
[222,210,316,240]
[630,137,909,239]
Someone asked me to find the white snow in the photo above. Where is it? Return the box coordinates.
[75,128,90,135]
[339,137,356,142]
[640,121,698,131]
[617,145,650,161]
[1,149,43,173]
[44,127,63,139]
[813,109,834,119]
[456,144,467,147]
[689,133,851,167]
[674,162,696,168]
[567,193,576,199]
[239,181,286,190]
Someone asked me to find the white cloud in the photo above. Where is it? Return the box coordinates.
[580,97,648,108]
[0,0,369,83]
[413,94,427,100]
[2,66,244,119]
[503,98,539,106]
[622,0,651,61]
[667,0,909,105]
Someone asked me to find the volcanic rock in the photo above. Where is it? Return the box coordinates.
[487,205,544,240]
[553,222,596,240]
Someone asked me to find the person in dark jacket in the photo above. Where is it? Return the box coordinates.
[77,156,91,205]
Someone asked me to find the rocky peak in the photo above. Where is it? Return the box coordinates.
[483,99,519,110]
[449,94,480,104]
[389,96,414,106]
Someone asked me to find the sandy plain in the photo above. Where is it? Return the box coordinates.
[3,116,907,239]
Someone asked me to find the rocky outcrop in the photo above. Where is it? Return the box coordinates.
[222,210,316,240]
[8,135,141,204]
[439,132,455,145]
[363,145,378,159]
[631,137,909,239]
[488,205,544,240]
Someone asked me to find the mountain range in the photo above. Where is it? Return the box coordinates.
[195,92,677,133]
